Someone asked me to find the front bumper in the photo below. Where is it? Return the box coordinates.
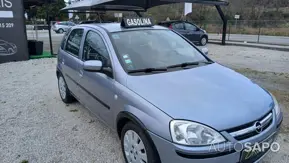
[149,113,283,163]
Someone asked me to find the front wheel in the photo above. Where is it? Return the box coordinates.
[121,122,160,163]
[200,36,208,46]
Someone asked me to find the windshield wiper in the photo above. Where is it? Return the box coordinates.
[167,61,213,69]
[128,67,168,74]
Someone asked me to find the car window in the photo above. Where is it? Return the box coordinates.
[173,23,184,30]
[65,29,84,57]
[59,22,66,25]
[60,28,71,49]
[83,31,110,66]
[68,22,75,26]
[185,23,197,31]
[111,29,208,71]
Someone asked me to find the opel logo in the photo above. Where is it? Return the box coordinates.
[255,121,262,133]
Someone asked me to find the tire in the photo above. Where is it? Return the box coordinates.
[121,122,160,163]
[58,29,64,34]
[57,74,75,103]
[200,36,208,46]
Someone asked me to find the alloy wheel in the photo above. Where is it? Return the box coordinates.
[58,76,66,100]
[123,130,148,163]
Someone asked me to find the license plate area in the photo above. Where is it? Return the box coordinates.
[240,135,275,163]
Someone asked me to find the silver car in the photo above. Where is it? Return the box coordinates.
[52,21,75,34]
[57,18,283,163]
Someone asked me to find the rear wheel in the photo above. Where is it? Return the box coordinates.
[58,28,64,34]
[121,122,160,163]
[58,74,75,103]
[200,36,208,46]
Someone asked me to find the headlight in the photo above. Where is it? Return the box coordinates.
[270,93,281,117]
[170,120,226,146]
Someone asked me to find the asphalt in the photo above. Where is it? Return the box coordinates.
[209,33,289,46]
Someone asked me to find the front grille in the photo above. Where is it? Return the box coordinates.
[227,111,273,141]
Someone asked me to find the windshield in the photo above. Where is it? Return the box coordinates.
[111,29,208,72]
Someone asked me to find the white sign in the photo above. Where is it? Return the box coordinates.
[114,13,123,18]
[235,15,240,19]
[184,3,192,16]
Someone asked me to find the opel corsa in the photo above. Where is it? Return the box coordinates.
[57,17,283,163]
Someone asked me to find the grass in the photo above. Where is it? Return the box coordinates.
[29,51,56,59]
[69,109,79,112]
[21,160,28,163]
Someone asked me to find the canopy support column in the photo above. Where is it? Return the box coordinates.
[135,11,143,17]
[45,0,54,55]
[215,5,227,45]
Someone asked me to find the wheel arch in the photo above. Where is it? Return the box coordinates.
[56,68,62,78]
[117,111,161,162]
[201,34,208,39]
[116,111,147,138]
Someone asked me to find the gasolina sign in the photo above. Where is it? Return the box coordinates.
[0,0,28,63]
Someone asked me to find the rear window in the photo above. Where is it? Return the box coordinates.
[58,22,67,25]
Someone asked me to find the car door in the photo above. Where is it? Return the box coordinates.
[78,30,115,126]
[184,22,201,42]
[172,22,186,35]
[60,28,84,96]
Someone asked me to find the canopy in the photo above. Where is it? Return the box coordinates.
[61,0,229,12]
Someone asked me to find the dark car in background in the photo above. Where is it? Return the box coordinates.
[158,20,208,46]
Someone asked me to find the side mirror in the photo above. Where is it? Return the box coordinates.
[83,60,103,72]
[196,28,200,31]
[201,48,209,55]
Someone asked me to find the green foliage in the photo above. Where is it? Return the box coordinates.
[36,0,67,20]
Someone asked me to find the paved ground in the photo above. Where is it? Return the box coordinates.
[209,33,289,46]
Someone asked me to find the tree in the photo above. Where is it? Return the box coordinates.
[36,0,67,20]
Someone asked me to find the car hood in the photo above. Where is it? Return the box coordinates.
[126,63,273,131]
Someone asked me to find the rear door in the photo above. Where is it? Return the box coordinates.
[60,28,84,96]
[184,22,201,42]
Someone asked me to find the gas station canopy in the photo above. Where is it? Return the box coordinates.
[61,0,229,45]
[61,0,229,12]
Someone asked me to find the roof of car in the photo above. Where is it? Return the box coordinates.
[78,23,168,33]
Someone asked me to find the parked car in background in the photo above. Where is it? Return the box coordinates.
[158,20,208,46]
[52,21,75,34]
[78,20,113,24]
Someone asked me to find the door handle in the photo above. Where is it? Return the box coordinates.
[79,70,83,77]
[61,59,65,65]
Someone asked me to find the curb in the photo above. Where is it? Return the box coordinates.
[209,40,289,52]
